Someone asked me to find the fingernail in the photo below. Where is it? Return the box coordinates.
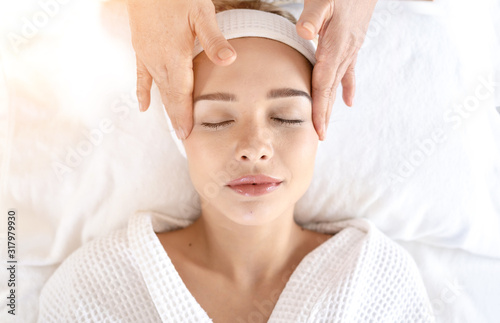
[218,48,234,61]
[319,123,325,140]
[175,127,186,140]
[139,101,144,112]
[302,22,316,35]
[137,93,143,111]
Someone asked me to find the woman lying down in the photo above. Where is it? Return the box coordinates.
[38,1,435,322]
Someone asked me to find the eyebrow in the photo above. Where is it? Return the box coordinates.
[193,88,312,104]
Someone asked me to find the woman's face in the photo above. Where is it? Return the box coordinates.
[184,37,318,226]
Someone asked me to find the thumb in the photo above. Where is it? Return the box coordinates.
[193,7,237,66]
[297,0,335,40]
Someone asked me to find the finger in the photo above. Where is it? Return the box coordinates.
[311,44,352,140]
[193,5,237,66]
[155,57,194,140]
[136,56,153,112]
[341,54,358,107]
[297,0,334,40]
[323,51,357,134]
[311,61,334,141]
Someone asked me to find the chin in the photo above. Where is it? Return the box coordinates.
[223,203,289,227]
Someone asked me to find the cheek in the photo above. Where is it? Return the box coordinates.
[280,125,318,157]
[184,135,215,189]
[276,126,319,192]
[184,132,231,195]
[277,125,318,181]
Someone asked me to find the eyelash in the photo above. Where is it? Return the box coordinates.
[201,118,304,129]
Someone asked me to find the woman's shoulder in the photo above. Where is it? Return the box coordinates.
[37,227,160,322]
[39,227,136,295]
[305,218,435,321]
[61,227,134,270]
[303,217,410,254]
[307,217,425,278]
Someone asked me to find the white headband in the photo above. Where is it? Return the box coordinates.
[164,9,318,158]
[194,9,317,65]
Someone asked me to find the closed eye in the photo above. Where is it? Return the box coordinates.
[201,118,304,130]
[201,120,234,129]
[273,118,304,125]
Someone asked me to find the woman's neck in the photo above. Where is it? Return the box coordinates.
[184,203,315,290]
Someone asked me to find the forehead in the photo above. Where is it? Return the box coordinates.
[193,37,312,97]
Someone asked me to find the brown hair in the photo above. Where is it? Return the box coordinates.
[212,0,297,24]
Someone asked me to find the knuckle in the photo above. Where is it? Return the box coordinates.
[316,51,331,64]
[191,4,215,31]
[136,70,151,82]
[347,34,364,51]
[165,88,189,103]
[313,64,335,85]
[193,1,215,17]
[313,84,334,102]
[316,38,335,61]
[152,67,171,87]
[136,84,150,94]
[346,66,356,77]
[154,77,169,90]
[203,36,226,52]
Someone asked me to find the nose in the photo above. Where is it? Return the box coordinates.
[235,125,274,162]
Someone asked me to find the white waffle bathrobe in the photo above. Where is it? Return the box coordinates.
[37,212,435,322]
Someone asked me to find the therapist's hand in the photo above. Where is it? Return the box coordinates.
[126,0,236,139]
[296,0,378,140]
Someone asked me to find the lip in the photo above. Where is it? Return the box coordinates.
[227,175,282,186]
[226,175,283,197]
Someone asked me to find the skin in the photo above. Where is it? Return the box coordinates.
[156,37,332,321]
[126,0,378,141]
